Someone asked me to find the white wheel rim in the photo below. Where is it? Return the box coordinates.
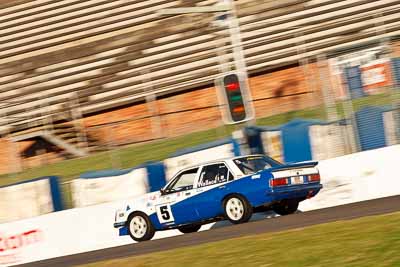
[129,215,148,239]
[226,197,244,220]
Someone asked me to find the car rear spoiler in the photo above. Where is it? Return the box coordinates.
[268,161,318,172]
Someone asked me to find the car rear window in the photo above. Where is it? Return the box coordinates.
[234,155,281,175]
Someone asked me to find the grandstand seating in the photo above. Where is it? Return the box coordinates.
[0,0,399,153]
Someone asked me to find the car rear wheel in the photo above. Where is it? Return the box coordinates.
[178,225,201,234]
[223,194,253,224]
[273,199,299,215]
[127,212,155,242]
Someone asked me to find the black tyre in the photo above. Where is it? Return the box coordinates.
[178,224,201,234]
[223,194,253,224]
[127,212,155,242]
[273,199,299,215]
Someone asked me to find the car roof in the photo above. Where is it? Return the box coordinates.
[178,154,265,171]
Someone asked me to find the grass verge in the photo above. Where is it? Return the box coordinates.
[79,211,400,267]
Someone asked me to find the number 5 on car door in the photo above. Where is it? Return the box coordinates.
[156,204,174,223]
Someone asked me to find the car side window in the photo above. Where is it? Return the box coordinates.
[167,168,199,193]
[198,163,233,188]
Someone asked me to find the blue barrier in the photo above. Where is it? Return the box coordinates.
[281,119,316,163]
[344,66,365,99]
[48,176,64,211]
[146,162,167,192]
[355,106,393,151]
[392,58,400,86]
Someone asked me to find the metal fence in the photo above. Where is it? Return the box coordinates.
[317,44,400,154]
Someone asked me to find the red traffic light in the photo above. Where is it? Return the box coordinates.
[225,82,240,91]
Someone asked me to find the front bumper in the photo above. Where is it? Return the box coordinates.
[114,222,125,228]
[114,222,129,236]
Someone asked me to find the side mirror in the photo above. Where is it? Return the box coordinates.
[160,188,167,195]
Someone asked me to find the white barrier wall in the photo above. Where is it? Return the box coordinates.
[300,144,400,211]
[309,124,352,161]
[1,145,400,266]
[0,199,195,266]
[0,177,62,224]
[72,168,148,207]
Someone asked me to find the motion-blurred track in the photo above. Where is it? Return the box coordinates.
[19,195,400,267]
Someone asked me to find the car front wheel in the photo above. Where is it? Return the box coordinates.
[127,212,155,242]
[223,194,253,224]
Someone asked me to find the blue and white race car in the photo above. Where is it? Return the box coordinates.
[114,155,322,242]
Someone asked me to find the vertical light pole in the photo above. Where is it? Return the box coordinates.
[158,1,255,125]
[220,0,249,82]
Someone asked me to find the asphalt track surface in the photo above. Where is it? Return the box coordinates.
[21,195,400,267]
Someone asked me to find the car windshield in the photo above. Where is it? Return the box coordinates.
[233,155,281,175]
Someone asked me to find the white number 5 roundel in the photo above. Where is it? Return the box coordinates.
[156,204,174,223]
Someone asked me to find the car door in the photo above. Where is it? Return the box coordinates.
[154,167,200,227]
[194,162,234,219]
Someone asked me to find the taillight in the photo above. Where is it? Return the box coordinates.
[308,173,320,182]
[270,178,289,187]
